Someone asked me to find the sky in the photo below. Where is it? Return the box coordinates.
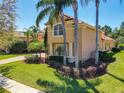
[16,0,124,31]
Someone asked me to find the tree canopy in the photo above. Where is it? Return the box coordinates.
[101,25,112,36]
[0,0,17,51]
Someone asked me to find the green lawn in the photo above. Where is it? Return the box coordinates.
[0,54,21,60]
[0,51,124,93]
[0,87,10,93]
[0,54,32,60]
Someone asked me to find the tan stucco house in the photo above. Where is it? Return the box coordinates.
[46,15,116,62]
[15,31,44,43]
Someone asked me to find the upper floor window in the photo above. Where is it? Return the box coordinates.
[54,24,63,36]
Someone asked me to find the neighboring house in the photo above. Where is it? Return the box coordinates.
[15,31,27,41]
[46,15,116,62]
[15,31,44,43]
[100,32,116,51]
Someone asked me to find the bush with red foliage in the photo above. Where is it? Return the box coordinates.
[72,68,80,79]
[49,58,108,79]
[86,66,97,78]
[60,66,72,76]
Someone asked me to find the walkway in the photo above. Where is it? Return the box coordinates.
[0,56,25,65]
[0,74,44,93]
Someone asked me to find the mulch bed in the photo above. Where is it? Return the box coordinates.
[48,59,109,79]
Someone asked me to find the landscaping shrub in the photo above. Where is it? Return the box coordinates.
[49,56,63,64]
[111,47,120,52]
[57,63,108,79]
[99,51,116,63]
[80,58,96,68]
[80,68,87,78]
[118,44,124,50]
[0,51,6,55]
[48,56,71,69]
[96,64,108,75]
[86,66,97,78]
[10,41,27,53]
[61,66,72,76]
[72,68,80,78]
[25,55,40,64]
[99,51,107,61]
[27,42,43,53]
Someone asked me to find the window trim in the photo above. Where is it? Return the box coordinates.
[53,23,63,37]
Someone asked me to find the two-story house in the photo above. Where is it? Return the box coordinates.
[46,15,116,62]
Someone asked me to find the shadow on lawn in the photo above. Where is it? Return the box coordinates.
[0,66,15,78]
[36,72,101,93]
[107,72,124,83]
[0,87,8,93]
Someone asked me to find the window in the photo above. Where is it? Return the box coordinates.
[53,44,69,56]
[54,24,63,36]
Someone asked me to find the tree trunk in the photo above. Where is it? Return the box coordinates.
[27,36,29,44]
[95,0,99,65]
[72,0,79,68]
[60,10,67,65]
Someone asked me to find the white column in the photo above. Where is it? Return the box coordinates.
[49,43,53,55]
[69,42,73,57]
[103,41,105,51]
[68,42,74,63]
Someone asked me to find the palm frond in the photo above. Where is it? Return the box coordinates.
[48,9,60,27]
[120,0,122,4]
[54,0,72,10]
[60,0,73,8]
[102,0,106,2]
[80,0,93,7]
[36,0,72,27]
[36,6,53,27]
[36,0,54,10]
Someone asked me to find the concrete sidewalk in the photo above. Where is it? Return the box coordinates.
[0,56,26,65]
[0,74,44,93]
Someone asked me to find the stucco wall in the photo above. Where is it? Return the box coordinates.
[80,26,98,61]
[47,21,74,44]
[47,16,115,61]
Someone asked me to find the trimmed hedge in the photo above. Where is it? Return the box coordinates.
[99,51,116,63]
[0,52,6,55]
[10,41,27,53]
[25,55,40,64]
[48,56,69,64]
[49,56,63,64]
[118,44,124,50]
[99,51,108,62]
[111,48,120,52]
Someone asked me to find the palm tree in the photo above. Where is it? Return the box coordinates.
[29,25,40,41]
[24,28,31,44]
[95,0,122,64]
[36,0,71,65]
[95,0,99,65]
[72,0,91,68]
[112,28,124,44]
[95,0,107,65]
[72,0,79,68]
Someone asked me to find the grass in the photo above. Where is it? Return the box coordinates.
[0,54,21,60]
[0,87,10,93]
[0,53,32,60]
[0,51,124,93]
